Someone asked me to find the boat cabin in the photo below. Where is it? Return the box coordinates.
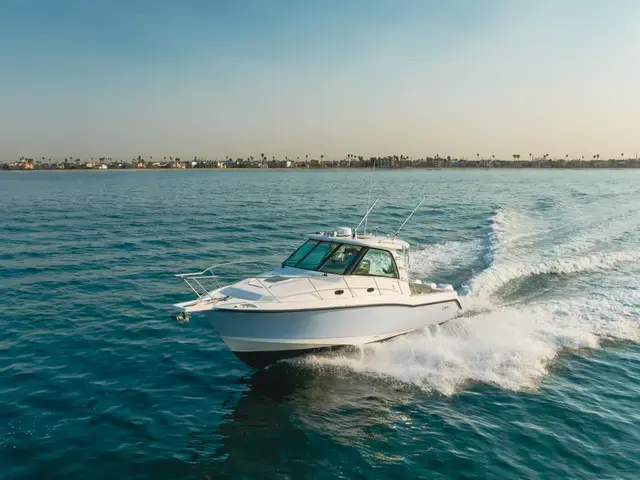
[280,229,411,281]
[173,201,460,312]
[173,227,456,311]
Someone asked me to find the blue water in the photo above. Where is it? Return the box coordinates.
[1,170,639,479]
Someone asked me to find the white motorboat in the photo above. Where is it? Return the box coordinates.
[173,200,462,367]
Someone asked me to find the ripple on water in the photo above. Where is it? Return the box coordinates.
[1,170,639,479]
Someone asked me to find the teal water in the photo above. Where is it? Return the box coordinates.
[1,170,639,479]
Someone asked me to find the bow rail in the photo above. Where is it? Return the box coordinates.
[175,259,409,304]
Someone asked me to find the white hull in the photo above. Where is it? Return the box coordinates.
[173,226,463,367]
[204,300,460,365]
[221,328,416,353]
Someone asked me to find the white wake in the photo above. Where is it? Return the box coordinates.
[300,206,640,395]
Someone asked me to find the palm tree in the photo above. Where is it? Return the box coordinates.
[476,153,480,160]
[621,153,624,159]
[305,154,308,162]
[320,155,324,162]
[596,154,600,160]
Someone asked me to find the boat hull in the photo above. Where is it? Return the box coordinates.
[233,345,344,369]
[204,300,461,367]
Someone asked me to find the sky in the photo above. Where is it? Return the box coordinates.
[1,0,639,161]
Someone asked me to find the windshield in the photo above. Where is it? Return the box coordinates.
[319,244,363,274]
[283,240,318,267]
[282,240,396,277]
[297,242,336,270]
[282,240,361,274]
[352,248,398,278]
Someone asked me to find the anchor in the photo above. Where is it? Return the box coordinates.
[174,311,191,324]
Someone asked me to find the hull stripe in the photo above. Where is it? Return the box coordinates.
[214,298,462,314]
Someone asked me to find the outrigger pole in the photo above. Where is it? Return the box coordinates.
[394,196,427,237]
[363,158,376,235]
[354,198,379,237]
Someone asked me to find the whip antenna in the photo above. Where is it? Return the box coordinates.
[394,196,426,237]
[354,198,379,236]
[363,158,376,235]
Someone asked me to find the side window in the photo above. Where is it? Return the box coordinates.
[352,249,398,278]
[297,242,336,270]
[283,240,318,267]
[319,244,363,274]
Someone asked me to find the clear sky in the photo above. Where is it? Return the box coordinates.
[1,0,639,161]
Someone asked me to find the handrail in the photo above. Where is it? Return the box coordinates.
[254,277,281,304]
[178,272,403,303]
[175,259,266,278]
[176,259,409,304]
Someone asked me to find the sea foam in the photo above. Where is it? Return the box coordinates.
[301,206,640,395]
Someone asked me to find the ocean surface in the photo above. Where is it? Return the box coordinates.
[1,170,639,479]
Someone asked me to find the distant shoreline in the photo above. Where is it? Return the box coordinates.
[2,167,640,172]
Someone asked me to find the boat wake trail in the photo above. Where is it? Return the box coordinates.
[300,206,640,395]
[409,239,485,279]
[467,248,640,298]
